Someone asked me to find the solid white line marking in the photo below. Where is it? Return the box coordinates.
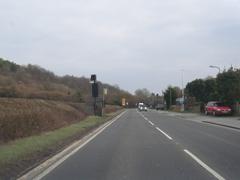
[184,149,225,180]
[148,121,154,126]
[31,111,126,180]
[156,127,173,140]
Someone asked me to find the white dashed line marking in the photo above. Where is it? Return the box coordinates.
[184,149,225,180]
[138,110,225,180]
[148,121,154,126]
[137,110,149,121]
[155,127,173,140]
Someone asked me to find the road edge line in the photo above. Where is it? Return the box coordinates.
[202,121,240,130]
[18,111,126,180]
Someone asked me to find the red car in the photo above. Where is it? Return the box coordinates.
[205,101,232,116]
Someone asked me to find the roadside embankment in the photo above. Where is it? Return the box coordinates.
[0,100,123,179]
[0,98,88,143]
[0,98,121,143]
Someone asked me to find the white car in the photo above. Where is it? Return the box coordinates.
[138,105,147,111]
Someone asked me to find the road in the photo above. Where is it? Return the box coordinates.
[41,109,240,180]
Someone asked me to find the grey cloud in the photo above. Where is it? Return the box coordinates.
[0,0,240,93]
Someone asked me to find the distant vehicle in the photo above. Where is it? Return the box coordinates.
[205,101,232,116]
[138,103,148,111]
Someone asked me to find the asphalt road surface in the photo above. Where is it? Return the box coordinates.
[42,109,240,180]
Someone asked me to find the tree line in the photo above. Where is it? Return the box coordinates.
[185,67,240,106]
[161,67,240,111]
[0,58,135,106]
[122,67,240,111]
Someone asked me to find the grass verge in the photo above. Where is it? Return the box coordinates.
[0,110,123,179]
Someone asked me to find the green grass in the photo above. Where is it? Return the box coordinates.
[0,113,117,168]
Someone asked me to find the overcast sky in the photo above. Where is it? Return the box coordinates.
[1,0,240,94]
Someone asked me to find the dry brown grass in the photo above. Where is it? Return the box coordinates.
[0,98,87,143]
[104,105,122,114]
[0,74,76,102]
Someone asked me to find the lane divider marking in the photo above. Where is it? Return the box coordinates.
[156,127,173,140]
[141,109,225,180]
[137,110,174,142]
[142,116,148,121]
[136,110,148,121]
[184,149,225,180]
[148,121,154,126]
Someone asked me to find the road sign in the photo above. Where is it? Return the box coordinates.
[122,98,126,106]
[104,88,108,95]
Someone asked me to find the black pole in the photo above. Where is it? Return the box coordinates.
[91,74,98,116]
[93,81,97,116]
[94,96,97,116]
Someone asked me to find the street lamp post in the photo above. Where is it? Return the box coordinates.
[209,65,221,73]
[169,88,172,110]
[181,69,185,112]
